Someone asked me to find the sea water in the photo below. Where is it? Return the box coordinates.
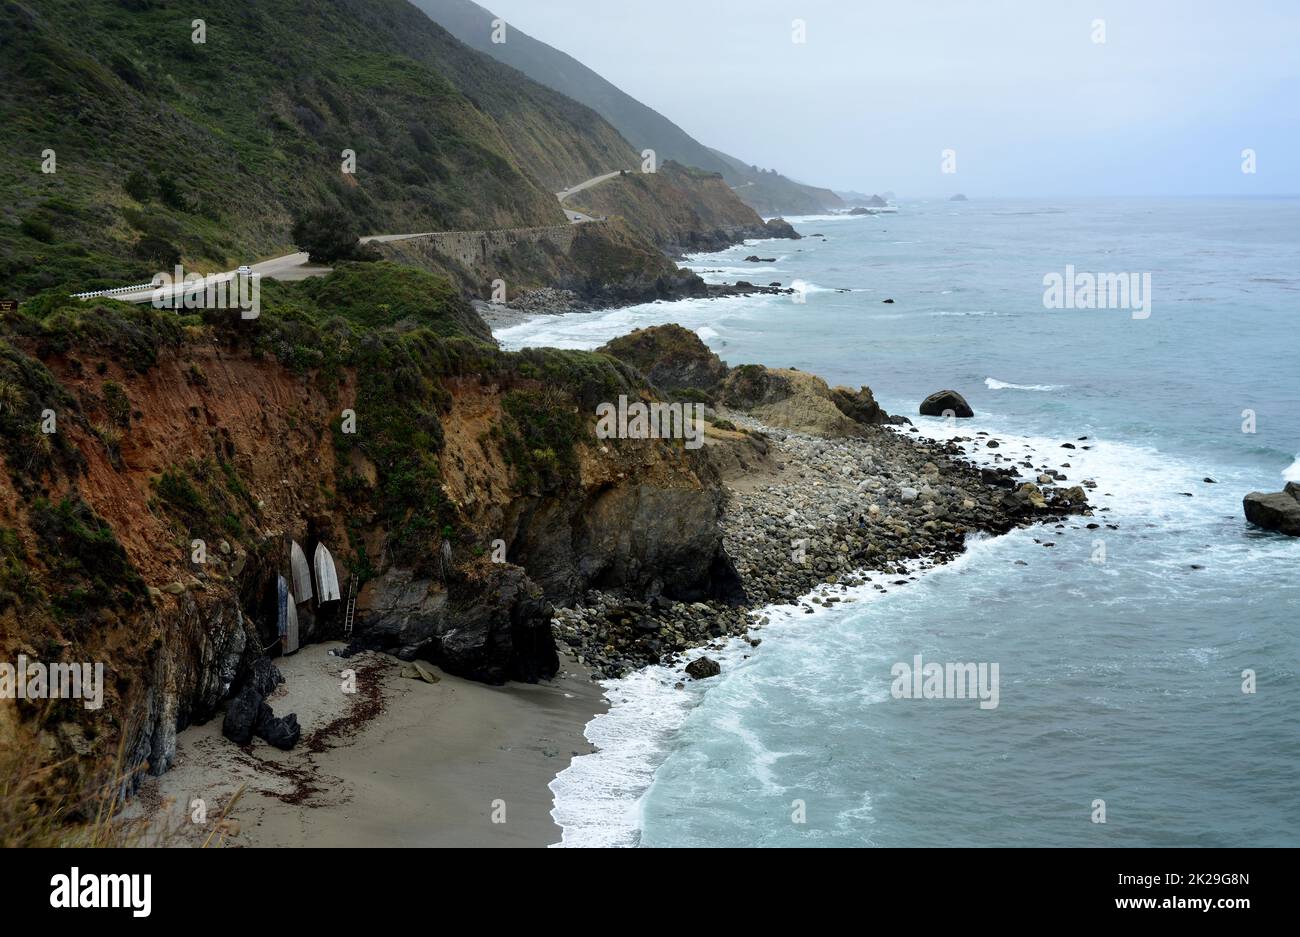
[497,197,1300,847]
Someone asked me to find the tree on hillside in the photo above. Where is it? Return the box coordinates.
[291,208,379,263]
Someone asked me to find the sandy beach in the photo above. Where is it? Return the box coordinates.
[134,643,605,848]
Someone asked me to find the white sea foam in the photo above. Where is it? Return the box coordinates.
[1283,455,1300,482]
[549,558,938,848]
[494,292,773,352]
[985,377,1064,392]
[789,279,835,295]
[776,213,866,225]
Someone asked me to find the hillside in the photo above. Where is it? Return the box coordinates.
[410,0,844,216]
[705,149,846,217]
[0,0,640,296]
[564,162,799,254]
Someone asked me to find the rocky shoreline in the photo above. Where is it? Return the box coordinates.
[474,279,796,331]
[552,409,1097,680]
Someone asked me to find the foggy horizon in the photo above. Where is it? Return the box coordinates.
[483,0,1300,198]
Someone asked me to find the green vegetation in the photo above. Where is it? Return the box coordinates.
[1,0,636,297]
[500,388,581,493]
[9,294,183,375]
[1,251,652,602]
[414,0,842,215]
[0,527,36,611]
[568,219,683,285]
[101,381,131,428]
[0,338,87,488]
[295,262,491,340]
[31,497,145,625]
[565,162,764,250]
[151,460,249,540]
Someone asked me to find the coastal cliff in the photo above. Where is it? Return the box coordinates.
[562,162,802,255]
[0,268,739,797]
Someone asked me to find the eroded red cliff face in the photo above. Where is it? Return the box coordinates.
[1,335,737,785]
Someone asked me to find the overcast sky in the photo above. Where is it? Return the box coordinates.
[478,0,1299,197]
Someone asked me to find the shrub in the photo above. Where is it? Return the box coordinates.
[291,208,379,264]
[20,217,55,243]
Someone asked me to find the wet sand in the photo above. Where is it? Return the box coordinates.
[135,643,605,847]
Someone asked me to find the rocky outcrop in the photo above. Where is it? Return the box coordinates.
[829,385,888,427]
[358,562,557,684]
[920,389,974,418]
[761,218,801,240]
[220,668,301,751]
[561,162,800,257]
[221,686,264,746]
[719,365,897,438]
[1243,483,1300,536]
[493,481,742,608]
[597,324,728,397]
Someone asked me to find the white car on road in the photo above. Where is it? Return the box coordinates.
[236,265,253,277]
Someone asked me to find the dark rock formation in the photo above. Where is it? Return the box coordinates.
[920,389,974,418]
[762,218,801,240]
[1243,483,1300,536]
[257,711,302,751]
[685,656,721,679]
[830,385,889,426]
[358,563,558,684]
[248,657,284,697]
[445,564,558,684]
[221,673,301,750]
[221,686,263,746]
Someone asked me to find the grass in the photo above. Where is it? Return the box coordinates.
[0,722,237,848]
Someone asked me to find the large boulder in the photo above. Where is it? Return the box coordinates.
[256,711,302,751]
[720,364,788,410]
[358,568,447,650]
[220,681,302,750]
[443,563,558,684]
[1243,483,1300,536]
[685,656,721,679]
[920,389,974,418]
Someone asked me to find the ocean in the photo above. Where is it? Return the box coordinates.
[497,197,1300,847]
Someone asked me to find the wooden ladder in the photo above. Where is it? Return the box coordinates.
[342,576,358,638]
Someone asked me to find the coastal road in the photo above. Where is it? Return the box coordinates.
[74,172,624,305]
[556,170,624,203]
